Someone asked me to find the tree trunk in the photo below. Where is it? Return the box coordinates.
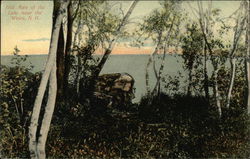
[226,10,245,108]
[146,33,162,95]
[75,54,82,95]
[197,1,212,100]
[86,0,138,97]
[56,23,65,100]
[28,1,69,158]
[53,0,65,100]
[94,0,138,78]
[213,67,222,117]
[203,44,209,99]
[187,69,193,96]
[63,0,74,93]
[152,16,175,95]
[203,1,210,100]
[37,63,57,159]
[246,1,250,114]
[72,14,83,48]
[75,45,95,96]
[73,19,84,94]
[246,60,250,113]
[146,54,153,94]
[226,58,236,108]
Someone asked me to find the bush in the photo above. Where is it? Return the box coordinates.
[138,93,250,158]
[0,53,41,157]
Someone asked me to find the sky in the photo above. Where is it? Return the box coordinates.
[1,1,241,55]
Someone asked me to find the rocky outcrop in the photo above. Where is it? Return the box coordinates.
[94,73,135,109]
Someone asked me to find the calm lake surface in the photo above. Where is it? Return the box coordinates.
[1,54,220,102]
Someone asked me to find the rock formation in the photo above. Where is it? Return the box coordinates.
[94,73,135,109]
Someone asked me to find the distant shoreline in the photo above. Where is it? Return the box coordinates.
[1,53,181,56]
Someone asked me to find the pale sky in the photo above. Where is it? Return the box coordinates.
[1,1,241,55]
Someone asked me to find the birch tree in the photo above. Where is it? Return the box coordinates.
[226,2,246,108]
[55,1,133,100]
[210,49,227,117]
[93,0,139,78]
[198,3,227,116]
[36,63,57,159]
[195,1,224,116]
[245,0,250,114]
[63,0,80,92]
[73,16,84,95]
[136,1,181,96]
[196,1,246,114]
[85,0,139,95]
[197,1,213,100]
[54,0,65,100]
[187,1,210,99]
[28,0,69,158]
[71,1,104,95]
[152,16,178,95]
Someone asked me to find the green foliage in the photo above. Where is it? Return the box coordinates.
[45,92,250,158]
[133,1,183,48]
[215,58,247,107]
[139,93,250,158]
[162,71,184,96]
[74,1,125,50]
[181,23,205,95]
[182,23,203,70]
[0,47,41,157]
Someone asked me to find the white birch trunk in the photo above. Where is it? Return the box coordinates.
[213,68,222,117]
[73,19,84,94]
[28,1,69,158]
[247,61,250,113]
[95,0,138,77]
[226,58,236,108]
[197,1,212,99]
[152,16,175,94]
[145,34,162,94]
[37,62,57,159]
[153,43,167,94]
[73,18,84,95]
[226,8,245,108]
[246,1,250,114]
[108,0,139,52]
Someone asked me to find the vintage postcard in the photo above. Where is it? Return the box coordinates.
[1,0,250,158]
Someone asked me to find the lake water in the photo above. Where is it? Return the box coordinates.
[1,54,218,102]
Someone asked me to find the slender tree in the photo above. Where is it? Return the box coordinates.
[56,24,65,100]
[36,63,57,159]
[152,16,177,95]
[93,0,139,78]
[52,0,65,101]
[145,33,162,94]
[28,1,69,158]
[245,0,250,114]
[85,0,138,96]
[213,63,222,116]
[63,0,74,92]
[226,3,245,108]
[137,1,181,95]
[197,1,211,100]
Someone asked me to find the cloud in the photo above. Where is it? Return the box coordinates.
[22,37,50,42]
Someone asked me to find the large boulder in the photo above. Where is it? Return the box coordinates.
[94,73,135,109]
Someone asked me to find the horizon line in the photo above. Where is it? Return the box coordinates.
[1,52,182,56]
